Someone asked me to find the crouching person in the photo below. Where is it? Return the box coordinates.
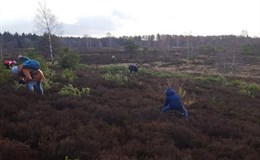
[11,65,45,95]
[128,64,138,76]
[162,88,188,119]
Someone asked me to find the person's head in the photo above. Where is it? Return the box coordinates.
[11,66,19,74]
[18,55,23,59]
[166,88,176,96]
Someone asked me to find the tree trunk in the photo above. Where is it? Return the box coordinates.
[48,33,54,63]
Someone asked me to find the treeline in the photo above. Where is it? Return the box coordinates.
[1,31,260,55]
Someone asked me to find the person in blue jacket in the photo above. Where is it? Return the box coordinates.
[162,88,188,119]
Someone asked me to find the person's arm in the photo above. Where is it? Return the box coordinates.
[163,97,168,107]
[22,69,32,83]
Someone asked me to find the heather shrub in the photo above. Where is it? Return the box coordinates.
[1,48,260,160]
[0,139,35,160]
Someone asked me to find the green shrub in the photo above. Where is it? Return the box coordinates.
[241,44,256,55]
[102,71,128,85]
[231,80,260,97]
[58,84,90,97]
[194,76,227,85]
[42,78,55,90]
[124,39,139,53]
[100,64,129,85]
[42,67,57,90]
[100,64,128,74]
[58,48,80,69]
[77,63,92,69]
[61,69,77,82]
[151,71,173,78]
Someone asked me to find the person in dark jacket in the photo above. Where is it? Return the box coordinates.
[128,64,138,76]
[162,88,188,118]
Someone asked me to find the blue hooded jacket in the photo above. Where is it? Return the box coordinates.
[163,88,183,110]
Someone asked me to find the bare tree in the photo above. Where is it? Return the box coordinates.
[241,30,249,44]
[84,34,92,50]
[34,0,62,62]
[107,32,112,48]
[184,32,192,56]
[240,30,248,37]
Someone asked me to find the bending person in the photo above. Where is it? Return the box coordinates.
[12,65,45,95]
[162,88,188,119]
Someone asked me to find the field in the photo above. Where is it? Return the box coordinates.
[0,51,260,160]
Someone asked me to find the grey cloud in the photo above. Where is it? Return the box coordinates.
[2,20,34,34]
[62,11,134,37]
[2,13,134,37]
[63,16,118,36]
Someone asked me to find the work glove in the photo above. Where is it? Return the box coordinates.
[18,79,25,84]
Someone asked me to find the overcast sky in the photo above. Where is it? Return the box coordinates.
[0,0,260,38]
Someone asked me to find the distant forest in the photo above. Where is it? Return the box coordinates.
[1,31,260,58]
